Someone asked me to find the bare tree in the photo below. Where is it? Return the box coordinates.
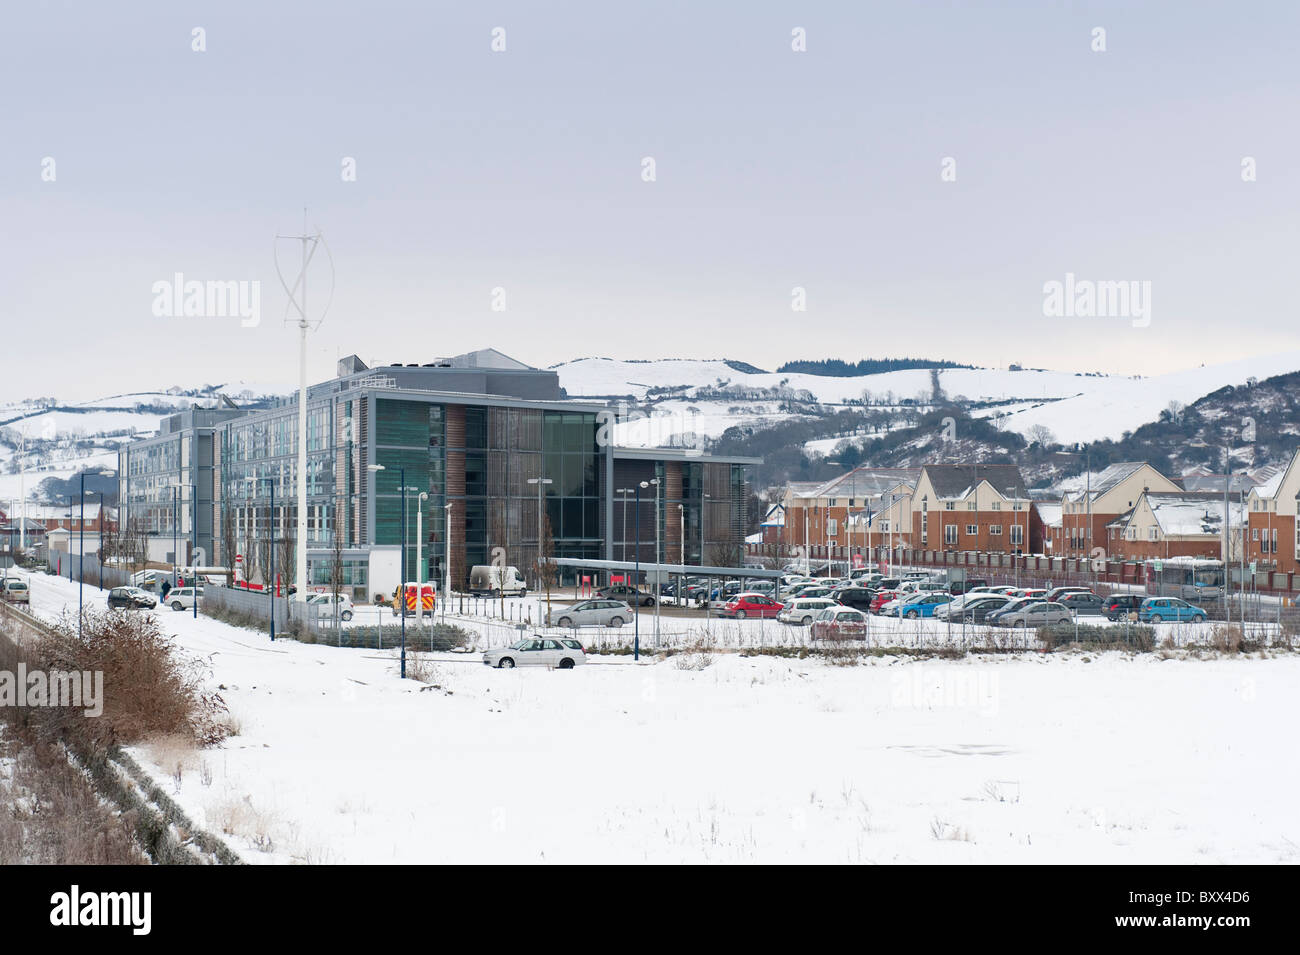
[533,508,557,624]
[220,502,237,588]
[1027,424,1056,449]
[329,504,345,630]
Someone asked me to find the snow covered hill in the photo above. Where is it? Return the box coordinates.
[554,353,1300,448]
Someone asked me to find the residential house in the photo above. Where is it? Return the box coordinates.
[1060,462,1181,558]
[910,464,1042,554]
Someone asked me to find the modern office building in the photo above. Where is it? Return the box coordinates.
[118,350,757,599]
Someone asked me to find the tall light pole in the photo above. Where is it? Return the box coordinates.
[633,482,642,661]
[528,477,553,592]
[192,482,199,619]
[369,463,412,678]
[416,491,428,584]
[443,501,453,621]
[616,487,634,572]
[701,491,711,631]
[678,502,685,602]
[641,477,660,646]
[254,474,276,642]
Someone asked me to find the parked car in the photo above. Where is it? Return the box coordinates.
[1138,597,1206,624]
[1046,586,1093,603]
[1103,594,1145,621]
[830,587,875,611]
[1005,588,1048,600]
[948,578,990,595]
[869,589,900,614]
[482,636,586,669]
[107,586,157,610]
[789,585,834,600]
[718,593,783,619]
[596,584,656,607]
[994,601,1073,628]
[777,598,839,626]
[810,607,869,640]
[547,600,632,629]
[1,577,30,606]
[1057,592,1105,616]
[954,595,1012,623]
[985,597,1042,625]
[888,593,953,619]
[166,587,204,611]
[307,592,355,621]
[897,580,949,596]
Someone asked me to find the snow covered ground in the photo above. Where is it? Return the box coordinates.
[15,570,1300,864]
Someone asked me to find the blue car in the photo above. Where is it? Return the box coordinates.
[888,593,953,619]
[1138,597,1206,624]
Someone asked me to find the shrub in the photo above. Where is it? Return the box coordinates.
[34,610,229,747]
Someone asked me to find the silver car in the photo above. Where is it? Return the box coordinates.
[483,636,587,669]
[165,587,204,611]
[996,600,1072,628]
[546,599,632,629]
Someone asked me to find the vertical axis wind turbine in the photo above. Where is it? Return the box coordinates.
[274,211,334,598]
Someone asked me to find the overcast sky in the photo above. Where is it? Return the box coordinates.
[3,1,1298,402]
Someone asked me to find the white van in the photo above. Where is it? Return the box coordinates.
[468,564,528,596]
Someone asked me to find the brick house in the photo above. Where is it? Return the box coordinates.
[1060,462,1181,558]
[1244,450,1300,574]
[779,468,921,558]
[910,464,1042,555]
[1112,490,1245,561]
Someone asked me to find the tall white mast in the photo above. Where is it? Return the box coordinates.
[275,212,334,598]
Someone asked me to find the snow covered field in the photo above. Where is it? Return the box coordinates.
[17,571,1300,864]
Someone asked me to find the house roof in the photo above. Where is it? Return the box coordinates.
[809,467,921,500]
[1063,462,1149,503]
[921,464,1027,500]
[1145,492,1245,537]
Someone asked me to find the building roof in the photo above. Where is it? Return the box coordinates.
[1145,492,1246,537]
[1035,502,1063,529]
[1063,462,1149,503]
[810,467,921,500]
[922,464,1028,500]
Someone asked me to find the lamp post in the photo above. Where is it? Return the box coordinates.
[171,485,179,591]
[641,477,660,646]
[254,474,276,642]
[701,491,711,631]
[369,463,412,678]
[616,487,634,571]
[678,502,685,602]
[192,482,198,619]
[443,501,453,622]
[415,492,427,584]
[527,476,553,596]
[633,482,642,661]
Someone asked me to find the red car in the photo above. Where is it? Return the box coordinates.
[811,608,869,641]
[718,593,783,619]
[869,590,899,614]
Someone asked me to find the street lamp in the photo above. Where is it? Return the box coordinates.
[369,463,413,679]
[701,491,711,631]
[641,478,660,646]
[527,477,554,595]
[632,482,642,661]
[253,474,276,642]
[443,501,453,621]
[677,502,685,601]
[616,487,635,568]
[78,474,112,636]
[416,491,429,586]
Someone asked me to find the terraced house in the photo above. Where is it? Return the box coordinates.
[910,464,1043,555]
[1059,462,1181,558]
[1244,449,1300,574]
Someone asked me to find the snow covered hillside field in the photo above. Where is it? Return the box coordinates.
[21,573,1300,864]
